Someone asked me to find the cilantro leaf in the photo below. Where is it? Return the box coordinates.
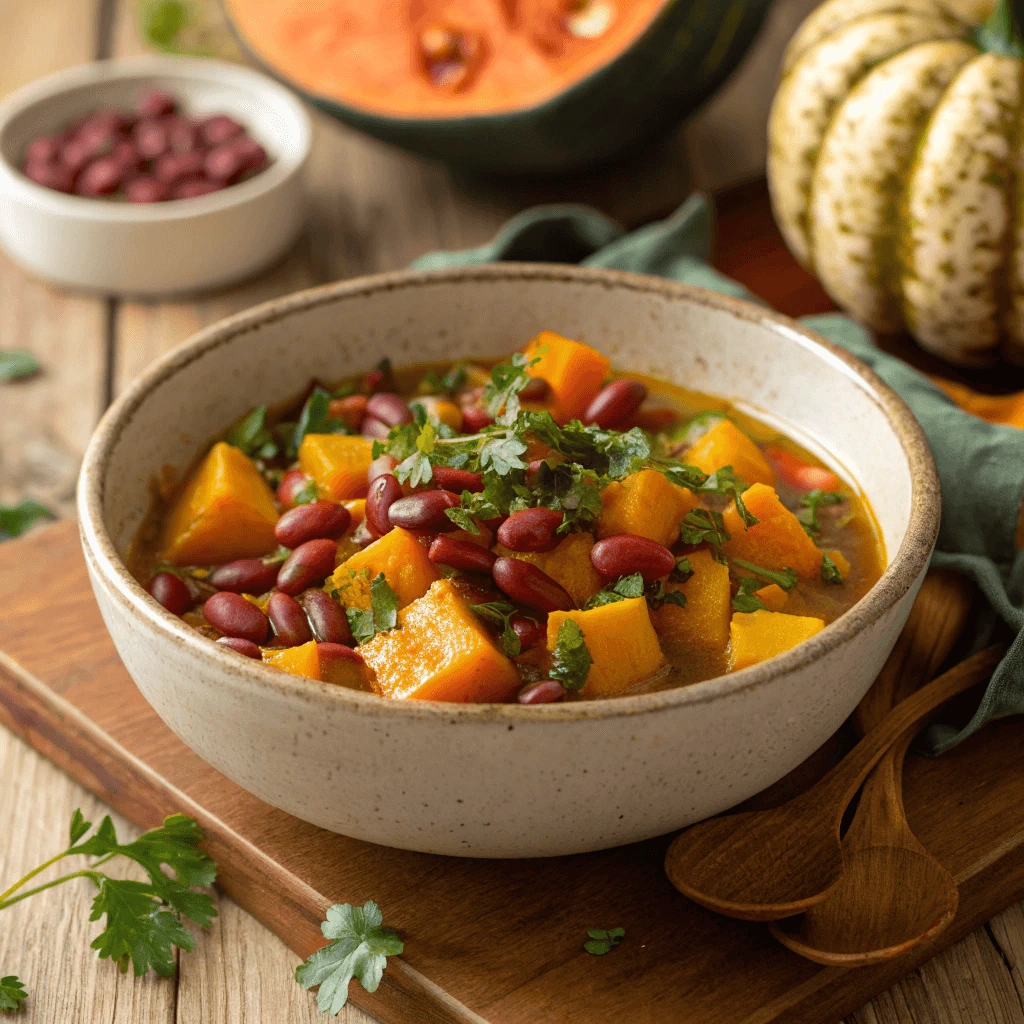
[584,927,624,955]
[669,557,693,584]
[0,976,27,1011]
[700,467,759,528]
[0,500,55,541]
[798,489,846,536]
[292,388,346,457]
[821,553,844,585]
[0,350,39,381]
[655,461,709,492]
[531,462,604,533]
[678,508,730,557]
[346,608,375,644]
[421,363,467,396]
[550,620,591,690]
[370,574,400,633]
[585,573,646,608]
[295,901,404,1015]
[69,809,92,845]
[469,602,522,657]
[644,579,687,611]
[730,558,798,591]
[226,405,278,460]
[732,576,768,613]
[479,434,529,475]
[483,353,536,426]
[445,504,480,534]
[530,416,650,479]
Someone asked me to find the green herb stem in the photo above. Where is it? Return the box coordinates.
[0,870,103,911]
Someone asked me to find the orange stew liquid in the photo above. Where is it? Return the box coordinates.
[130,331,885,703]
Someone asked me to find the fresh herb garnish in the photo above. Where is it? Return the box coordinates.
[730,558,798,591]
[644,579,687,611]
[550,619,592,691]
[0,500,55,541]
[295,901,403,1015]
[0,976,27,1012]
[678,508,730,557]
[700,467,759,528]
[421,363,468,396]
[798,489,846,536]
[345,573,401,643]
[293,479,319,505]
[226,405,279,460]
[530,461,604,533]
[483,352,537,425]
[677,410,727,449]
[0,811,216,1004]
[469,601,524,657]
[668,557,693,584]
[0,350,39,382]
[584,927,625,955]
[821,553,844,585]
[585,573,646,608]
[291,388,346,458]
[732,576,768,613]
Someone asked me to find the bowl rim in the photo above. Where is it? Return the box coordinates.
[78,263,940,723]
[0,54,311,222]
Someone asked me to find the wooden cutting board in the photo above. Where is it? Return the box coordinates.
[3,522,1024,1024]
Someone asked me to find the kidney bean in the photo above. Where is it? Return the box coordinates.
[75,157,124,197]
[204,142,249,184]
[497,508,563,553]
[232,135,268,174]
[367,454,397,484]
[520,376,550,402]
[200,114,244,147]
[366,473,402,537]
[25,136,62,164]
[492,557,573,612]
[76,114,121,153]
[59,138,93,175]
[330,394,368,430]
[361,416,391,440]
[277,469,314,508]
[23,160,75,193]
[216,636,262,659]
[300,589,353,645]
[204,592,269,643]
[364,367,386,392]
[268,592,313,647]
[517,680,566,704]
[366,392,413,428]
[430,466,484,493]
[168,117,201,154]
[275,500,351,548]
[110,140,142,174]
[126,176,170,203]
[590,534,674,583]
[583,378,648,429]
[173,177,221,200]
[317,642,365,688]
[133,119,170,159]
[461,404,493,432]
[136,88,177,118]
[209,558,280,594]
[155,151,204,184]
[388,490,460,533]
[276,539,338,596]
[511,615,545,651]
[427,535,496,573]
[147,572,192,615]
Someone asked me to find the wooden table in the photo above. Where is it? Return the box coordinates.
[3,1,1024,1021]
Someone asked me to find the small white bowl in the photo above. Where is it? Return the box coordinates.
[0,56,311,296]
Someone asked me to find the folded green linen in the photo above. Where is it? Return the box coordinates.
[412,194,1024,752]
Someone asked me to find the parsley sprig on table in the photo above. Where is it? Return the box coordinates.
[0,501,54,542]
[0,811,216,1010]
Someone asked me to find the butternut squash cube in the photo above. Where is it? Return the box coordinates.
[754,584,789,612]
[686,418,775,488]
[360,579,521,702]
[596,469,697,547]
[329,527,438,611]
[729,610,825,672]
[522,330,611,423]
[722,483,823,579]
[161,442,279,566]
[263,641,321,681]
[651,550,731,663]
[547,598,665,698]
[298,434,374,500]
[495,532,603,608]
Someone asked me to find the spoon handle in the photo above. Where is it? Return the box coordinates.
[812,646,1002,814]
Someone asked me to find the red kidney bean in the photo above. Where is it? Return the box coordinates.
[430,466,484,492]
[25,136,61,164]
[137,89,177,118]
[147,572,192,615]
[110,140,142,174]
[497,508,563,553]
[300,589,353,645]
[583,378,648,429]
[318,642,364,665]
[461,404,493,432]
[59,138,93,175]
[23,160,75,193]
[76,114,121,153]
[517,680,566,704]
[133,119,170,159]
[203,592,269,643]
[168,117,201,154]
[268,592,313,647]
[330,394,368,430]
[276,539,338,596]
[277,469,314,508]
[364,367,386,392]
[361,416,391,440]
[204,142,249,183]
[367,454,397,484]
[125,176,170,203]
[590,534,675,583]
[233,136,268,174]
[520,376,550,402]
[155,151,204,184]
[275,500,351,548]
[492,557,573,612]
[216,636,262,659]
[427,535,497,573]
[366,473,401,537]
[511,614,545,651]
[209,558,280,594]
[173,177,221,200]
[388,490,460,532]
[200,113,244,147]
[75,157,124,197]
[366,392,413,427]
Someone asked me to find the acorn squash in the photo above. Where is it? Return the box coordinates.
[222,0,772,173]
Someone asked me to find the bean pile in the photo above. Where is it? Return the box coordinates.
[21,88,269,202]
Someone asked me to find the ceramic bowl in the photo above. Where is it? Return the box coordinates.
[77,266,939,858]
[0,55,310,296]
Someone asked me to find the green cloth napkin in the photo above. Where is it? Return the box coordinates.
[412,194,1024,752]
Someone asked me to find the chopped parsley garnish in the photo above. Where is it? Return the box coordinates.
[226,404,279,460]
[668,557,693,584]
[678,508,730,557]
[700,466,759,528]
[585,573,646,608]
[469,602,524,657]
[345,574,400,643]
[798,489,846,536]
[483,352,538,425]
[550,620,592,690]
[821,553,844,585]
[730,558,798,591]
[732,576,768,613]
[584,927,625,955]
[293,478,319,505]
[291,387,348,458]
[420,363,468,396]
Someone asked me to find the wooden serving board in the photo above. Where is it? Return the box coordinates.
[3,522,1024,1024]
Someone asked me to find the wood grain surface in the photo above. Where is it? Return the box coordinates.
[2,0,1024,1020]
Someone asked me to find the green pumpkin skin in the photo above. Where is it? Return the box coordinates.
[223,0,772,175]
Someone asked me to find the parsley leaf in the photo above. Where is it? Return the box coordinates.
[346,574,401,643]
[0,976,27,1011]
[821,553,844,585]
[730,558,798,591]
[479,433,528,475]
[469,601,523,657]
[669,557,693,584]
[645,579,687,610]
[483,353,536,426]
[798,489,846,536]
[700,467,759,528]
[550,620,592,690]
[678,508,730,557]
[732,576,768,613]
[69,809,92,845]
[293,479,319,505]
[531,462,604,533]
[678,410,727,449]
[445,504,480,534]
[295,901,404,1015]
[0,350,39,382]
[421,363,468,396]
[292,388,346,458]
[585,573,645,608]
[0,500,54,541]
[654,460,709,492]
[529,415,650,479]
[584,927,624,955]
[226,405,278,460]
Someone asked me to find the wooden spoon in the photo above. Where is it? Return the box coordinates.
[770,571,974,964]
[664,645,1001,921]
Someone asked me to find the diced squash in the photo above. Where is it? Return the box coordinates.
[298,434,374,500]
[263,641,321,680]
[522,330,611,423]
[823,549,851,578]
[729,610,825,672]
[650,550,731,662]
[412,396,463,430]
[722,483,823,579]
[334,500,367,561]
[685,418,775,488]
[495,532,603,608]
[329,527,438,611]
[754,584,788,612]
[161,442,278,565]
[596,469,698,547]
[548,598,665,698]
[360,579,521,702]
[344,499,366,529]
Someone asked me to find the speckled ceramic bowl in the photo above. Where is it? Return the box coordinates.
[77,265,939,858]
